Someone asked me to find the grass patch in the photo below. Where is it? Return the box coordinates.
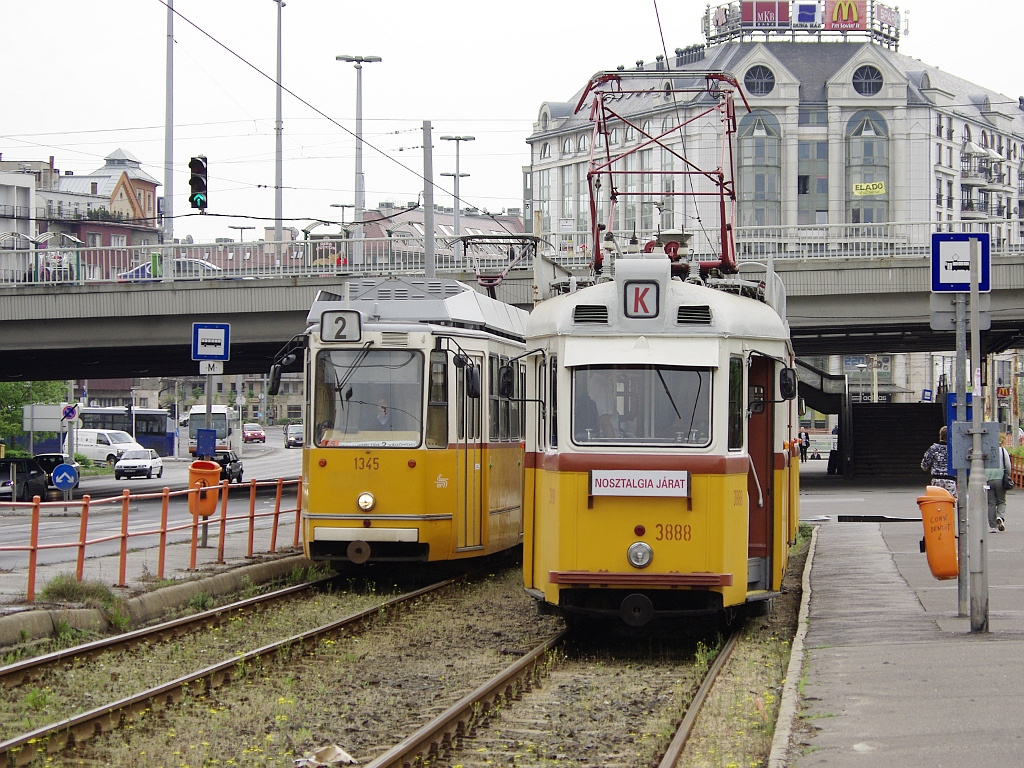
[39,573,132,633]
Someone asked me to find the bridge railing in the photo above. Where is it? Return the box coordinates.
[2,219,1021,288]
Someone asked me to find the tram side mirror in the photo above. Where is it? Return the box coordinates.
[267,364,282,396]
[779,368,798,401]
[497,365,515,399]
[466,365,481,399]
[748,385,765,415]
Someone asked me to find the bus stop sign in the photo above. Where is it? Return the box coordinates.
[931,233,990,293]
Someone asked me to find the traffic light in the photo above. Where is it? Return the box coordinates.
[188,155,208,211]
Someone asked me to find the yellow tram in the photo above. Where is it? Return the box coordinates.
[281,277,528,565]
[516,255,800,626]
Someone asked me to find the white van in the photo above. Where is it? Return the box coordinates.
[64,429,145,466]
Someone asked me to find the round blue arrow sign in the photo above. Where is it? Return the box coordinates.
[52,463,79,491]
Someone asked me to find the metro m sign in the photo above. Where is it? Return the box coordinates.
[623,281,660,319]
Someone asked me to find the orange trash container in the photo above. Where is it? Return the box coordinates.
[917,485,958,580]
[188,460,222,517]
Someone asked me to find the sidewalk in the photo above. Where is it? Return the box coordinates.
[776,460,1024,767]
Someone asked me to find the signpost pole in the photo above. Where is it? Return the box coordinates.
[968,237,989,632]
[955,293,968,616]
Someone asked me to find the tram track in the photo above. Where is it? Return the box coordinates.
[1,567,563,767]
[0,578,455,767]
[401,630,739,768]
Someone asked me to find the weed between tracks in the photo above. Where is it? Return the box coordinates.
[679,524,811,768]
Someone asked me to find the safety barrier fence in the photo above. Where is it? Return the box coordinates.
[4,219,1024,288]
[1012,455,1024,489]
[0,477,302,602]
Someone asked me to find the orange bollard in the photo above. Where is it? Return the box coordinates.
[917,485,958,580]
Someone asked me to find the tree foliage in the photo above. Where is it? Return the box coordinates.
[0,381,69,440]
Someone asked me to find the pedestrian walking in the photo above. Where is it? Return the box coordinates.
[798,429,810,463]
[921,426,957,498]
[986,445,1011,532]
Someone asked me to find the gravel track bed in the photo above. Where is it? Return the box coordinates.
[449,637,711,768]
[0,585,386,743]
[51,568,563,767]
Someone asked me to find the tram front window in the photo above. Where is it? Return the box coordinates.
[572,365,711,446]
[313,349,424,447]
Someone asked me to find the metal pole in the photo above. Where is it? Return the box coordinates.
[968,238,989,632]
[337,55,381,266]
[423,121,435,278]
[273,0,284,245]
[163,0,174,243]
[440,135,474,261]
[955,292,968,616]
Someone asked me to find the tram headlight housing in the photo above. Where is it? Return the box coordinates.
[356,492,376,512]
[627,542,653,569]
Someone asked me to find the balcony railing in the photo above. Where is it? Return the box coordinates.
[2,220,1023,288]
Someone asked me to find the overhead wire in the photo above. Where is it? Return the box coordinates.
[153,0,521,237]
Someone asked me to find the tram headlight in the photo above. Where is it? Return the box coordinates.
[356,492,376,512]
[627,542,653,569]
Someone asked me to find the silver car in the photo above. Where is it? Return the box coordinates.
[114,449,165,480]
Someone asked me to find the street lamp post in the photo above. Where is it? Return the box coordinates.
[272,0,285,245]
[337,55,382,266]
[856,362,868,403]
[440,135,474,260]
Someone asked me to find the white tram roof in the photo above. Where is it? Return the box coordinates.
[307,277,527,341]
[528,257,791,363]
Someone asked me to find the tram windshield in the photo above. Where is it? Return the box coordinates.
[313,349,424,447]
[572,365,712,446]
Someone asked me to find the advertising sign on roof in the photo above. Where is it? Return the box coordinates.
[825,0,866,30]
[793,2,824,27]
[875,2,899,28]
[741,1,790,27]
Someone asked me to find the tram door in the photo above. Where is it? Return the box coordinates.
[455,355,485,550]
[746,356,774,585]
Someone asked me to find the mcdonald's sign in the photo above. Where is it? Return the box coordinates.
[825,0,866,30]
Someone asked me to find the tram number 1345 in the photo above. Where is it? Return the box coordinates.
[354,457,380,471]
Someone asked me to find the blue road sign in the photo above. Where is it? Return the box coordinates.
[52,463,79,491]
[196,428,217,457]
[931,233,990,292]
[62,404,78,421]
[192,323,231,361]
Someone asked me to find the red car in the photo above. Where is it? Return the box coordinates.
[242,423,266,443]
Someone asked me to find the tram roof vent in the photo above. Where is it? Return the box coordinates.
[573,304,609,324]
[677,305,712,325]
[381,332,409,347]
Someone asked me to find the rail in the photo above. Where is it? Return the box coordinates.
[3,219,1023,288]
[0,477,302,602]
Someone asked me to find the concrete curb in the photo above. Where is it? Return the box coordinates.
[0,554,314,648]
[768,525,818,768]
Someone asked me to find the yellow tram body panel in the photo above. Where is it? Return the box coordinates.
[303,442,523,561]
[525,460,751,609]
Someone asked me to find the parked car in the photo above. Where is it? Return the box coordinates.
[0,457,50,502]
[114,449,165,480]
[212,450,244,483]
[242,423,266,443]
[33,453,82,488]
[285,424,304,449]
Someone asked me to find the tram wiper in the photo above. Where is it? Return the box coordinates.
[656,369,682,419]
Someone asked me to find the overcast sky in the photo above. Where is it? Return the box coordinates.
[3,1,1020,243]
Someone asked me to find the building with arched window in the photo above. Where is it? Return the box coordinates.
[525,4,1024,257]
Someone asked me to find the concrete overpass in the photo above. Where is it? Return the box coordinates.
[3,255,1024,382]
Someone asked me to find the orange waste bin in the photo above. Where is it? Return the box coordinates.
[188,460,222,517]
[917,485,958,580]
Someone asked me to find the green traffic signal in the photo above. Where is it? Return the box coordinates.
[188,155,208,211]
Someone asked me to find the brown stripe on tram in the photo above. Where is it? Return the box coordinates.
[525,452,750,473]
